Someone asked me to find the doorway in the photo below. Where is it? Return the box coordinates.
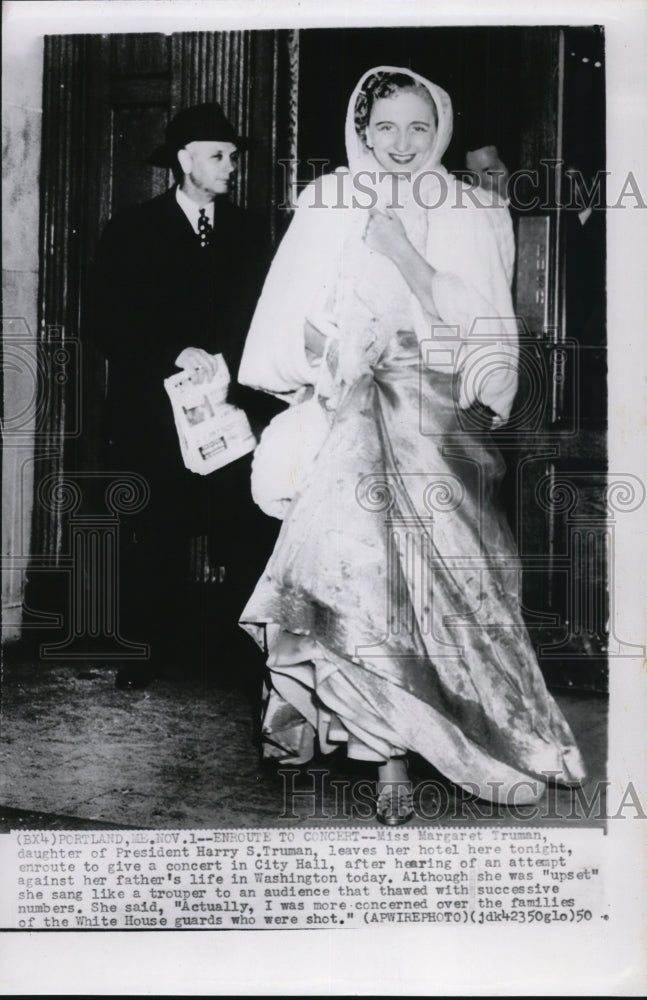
[27,25,608,690]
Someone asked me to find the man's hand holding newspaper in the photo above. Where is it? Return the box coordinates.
[165,350,256,475]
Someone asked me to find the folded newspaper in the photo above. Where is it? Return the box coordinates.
[164,353,256,475]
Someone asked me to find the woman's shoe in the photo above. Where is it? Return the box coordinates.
[376,782,414,826]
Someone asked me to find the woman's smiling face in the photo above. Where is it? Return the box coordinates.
[366,89,437,174]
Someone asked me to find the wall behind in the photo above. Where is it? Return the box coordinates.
[2,34,43,639]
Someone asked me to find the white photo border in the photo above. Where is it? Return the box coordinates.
[1,0,646,995]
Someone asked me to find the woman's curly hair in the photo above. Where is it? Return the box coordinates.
[354,71,438,146]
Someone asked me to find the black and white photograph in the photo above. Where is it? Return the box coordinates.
[1,0,645,994]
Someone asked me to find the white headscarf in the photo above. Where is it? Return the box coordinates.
[239,66,518,423]
[344,66,453,182]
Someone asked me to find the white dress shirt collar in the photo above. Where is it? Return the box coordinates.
[175,186,214,234]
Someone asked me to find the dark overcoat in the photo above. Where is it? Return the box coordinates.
[95,189,276,462]
[92,187,281,655]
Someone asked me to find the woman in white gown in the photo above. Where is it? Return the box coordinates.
[238,67,586,824]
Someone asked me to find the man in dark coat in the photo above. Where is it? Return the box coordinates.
[93,103,281,686]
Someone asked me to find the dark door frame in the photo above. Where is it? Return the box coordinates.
[28,26,611,689]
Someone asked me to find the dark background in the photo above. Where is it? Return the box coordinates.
[297,26,605,184]
[25,25,608,690]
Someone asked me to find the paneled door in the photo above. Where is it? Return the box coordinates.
[25,30,297,652]
[29,26,615,688]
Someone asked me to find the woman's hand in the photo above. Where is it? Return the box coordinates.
[363,207,410,261]
[362,206,438,317]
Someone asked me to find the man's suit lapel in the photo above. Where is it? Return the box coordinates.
[156,186,201,248]
[156,187,243,255]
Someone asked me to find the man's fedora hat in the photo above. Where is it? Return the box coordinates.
[148,102,247,167]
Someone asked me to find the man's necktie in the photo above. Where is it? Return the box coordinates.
[198,208,213,248]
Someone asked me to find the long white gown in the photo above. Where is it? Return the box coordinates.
[238,66,586,804]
